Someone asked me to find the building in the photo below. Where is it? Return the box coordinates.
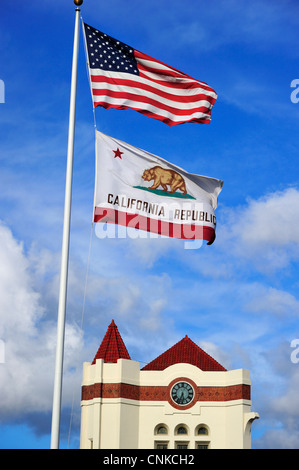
[80,320,259,449]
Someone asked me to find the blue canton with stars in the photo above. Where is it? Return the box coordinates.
[84,23,139,75]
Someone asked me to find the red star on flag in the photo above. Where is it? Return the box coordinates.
[113,148,123,159]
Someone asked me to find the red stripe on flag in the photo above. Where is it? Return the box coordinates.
[90,89,212,116]
[90,75,214,104]
[134,50,216,93]
[135,50,205,81]
[91,101,212,125]
[93,207,215,243]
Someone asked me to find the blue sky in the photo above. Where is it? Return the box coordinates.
[1,0,299,449]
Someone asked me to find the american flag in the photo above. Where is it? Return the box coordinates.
[83,23,217,126]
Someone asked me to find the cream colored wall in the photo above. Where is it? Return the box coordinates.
[80,359,140,449]
[80,358,259,449]
[137,400,255,449]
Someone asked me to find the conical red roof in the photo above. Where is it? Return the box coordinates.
[92,320,131,364]
[141,335,226,371]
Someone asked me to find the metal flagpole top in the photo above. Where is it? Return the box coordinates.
[74,0,83,6]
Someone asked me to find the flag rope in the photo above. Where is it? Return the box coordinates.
[67,221,94,448]
[81,14,98,132]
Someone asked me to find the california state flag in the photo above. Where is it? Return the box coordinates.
[93,131,223,244]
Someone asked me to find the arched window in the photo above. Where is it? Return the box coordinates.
[196,425,209,436]
[157,426,168,435]
[177,426,187,434]
[175,424,188,435]
[198,427,208,435]
[154,424,168,435]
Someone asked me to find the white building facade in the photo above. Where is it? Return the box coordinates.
[80,320,259,449]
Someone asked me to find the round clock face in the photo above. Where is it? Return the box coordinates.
[171,381,194,406]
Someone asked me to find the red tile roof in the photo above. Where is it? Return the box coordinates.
[92,319,131,364]
[141,335,226,371]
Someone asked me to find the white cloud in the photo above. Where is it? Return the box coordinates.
[257,428,299,449]
[219,187,299,273]
[271,369,299,419]
[234,188,299,247]
[0,221,83,420]
[245,285,299,317]
[254,342,299,449]
[0,222,43,337]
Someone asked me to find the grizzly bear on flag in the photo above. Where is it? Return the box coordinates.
[142,166,187,195]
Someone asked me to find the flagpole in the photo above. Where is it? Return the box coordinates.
[50,0,83,449]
